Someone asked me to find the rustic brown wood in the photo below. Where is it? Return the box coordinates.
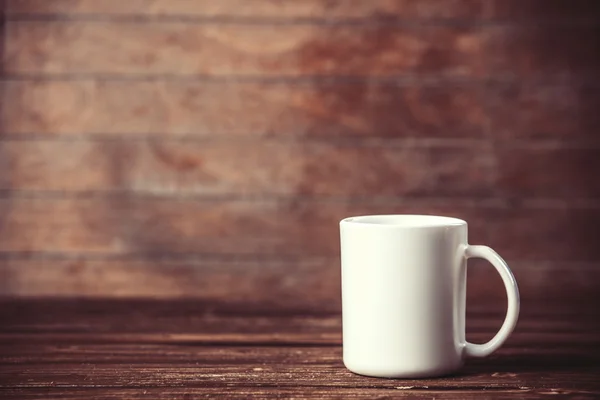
[0,388,581,399]
[3,340,599,364]
[488,0,600,21]
[2,362,599,390]
[1,0,599,361]
[5,0,486,19]
[3,21,483,76]
[0,139,496,196]
[0,198,599,260]
[1,387,596,399]
[0,298,595,334]
[2,327,597,348]
[486,25,600,78]
[0,80,486,137]
[489,82,600,139]
[2,139,599,198]
[0,299,598,399]
[0,258,342,306]
[0,258,597,308]
[496,145,600,198]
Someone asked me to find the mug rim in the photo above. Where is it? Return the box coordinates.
[340,214,466,228]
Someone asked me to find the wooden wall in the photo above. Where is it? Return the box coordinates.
[1,0,599,310]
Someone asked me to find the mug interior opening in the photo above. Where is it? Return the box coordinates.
[342,215,465,227]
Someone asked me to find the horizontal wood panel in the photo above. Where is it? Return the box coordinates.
[8,332,574,350]
[0,299,597,399]
[2,140,599,198]
[0,345,598,397]
[6,0,485,19]
[496,146,600,198]
[488,0,600,21]
[1,361,599,390]
[0,299,594,336]
[1,81,486,137]
[3,21,483,76]
[6,330,591,348]
[0,140,495,197]
[0,258,341,308]
[4,340,598,365]
[0,259,597,307]
[0,198,598,261]
[487,26,600,78]
[2,388,581,400]
[489,83,600,139]
[0,300,515,337]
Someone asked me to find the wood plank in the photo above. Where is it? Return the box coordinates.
[4,21,484,76]
[3,342,599,365]
[5,0,486,19]
[3,139,599,199]
[0,258,598,308]
[488,0,600,21]
[0,299,595,336]
[1,330,598,348]
[0,198,599,261]
[486,26,600,78]
[1,361,599,390]
[488,82,600,140]
[496,145,600,199]
[0,139,496,197]
[0,299,597,397]
[0,80,486,136]
[0,258,342,308]
[4,387,592,400]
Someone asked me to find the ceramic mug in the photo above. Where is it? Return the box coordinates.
[340,215,519,378]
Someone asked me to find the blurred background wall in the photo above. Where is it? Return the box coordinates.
[0,0,598,311]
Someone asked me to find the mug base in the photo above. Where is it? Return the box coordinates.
[344,360,462,379]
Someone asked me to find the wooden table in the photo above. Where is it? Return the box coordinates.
[0,299,598,399]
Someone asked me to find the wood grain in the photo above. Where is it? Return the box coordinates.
[486,25,600,78]
[488,0,600,21]
[0,139,495,197]
[2,362,599,390]
[1,80,486,137]
[0,258,342,308]
[2,0,600,308]
[4,21,483,76]
[0,198,598,261]
[496,145,600,199]
[2,139,599,199]
[0,259,597,308]
[6,329,592,347]
[489,82,600,139]
[0,299,598,399]
[5,388,589,400]
[5,0,486,19]
[0,299,596,337]
[4,340,599,364]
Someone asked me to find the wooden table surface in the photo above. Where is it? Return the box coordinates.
[0,298,598,399]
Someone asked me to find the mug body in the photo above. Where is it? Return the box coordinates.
[340,215,468,378]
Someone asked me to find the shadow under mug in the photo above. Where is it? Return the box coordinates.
[340,214,520,378]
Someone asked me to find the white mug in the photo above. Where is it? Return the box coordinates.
[340,215,519,378]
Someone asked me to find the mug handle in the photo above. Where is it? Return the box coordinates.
[464,245,520,357]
